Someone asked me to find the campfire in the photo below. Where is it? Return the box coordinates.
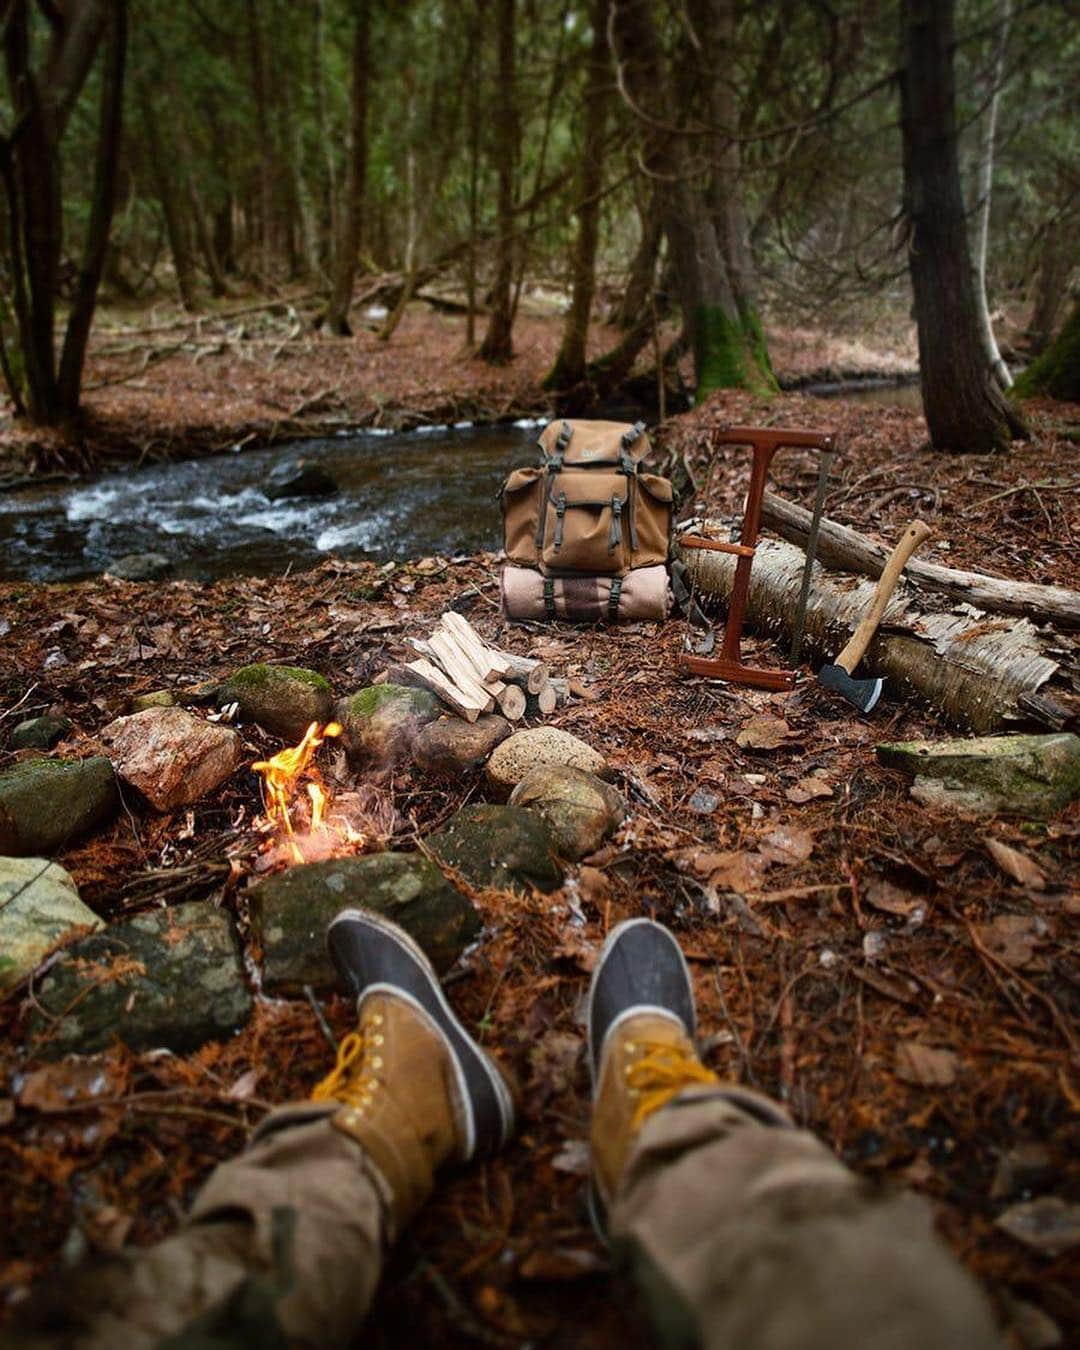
[252,720,372,869]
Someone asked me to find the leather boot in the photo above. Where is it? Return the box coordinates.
[311,908,517,1231]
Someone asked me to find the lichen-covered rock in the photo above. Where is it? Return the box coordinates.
[509,766,626,861]
[101,707,243,812]
[217,663,334,742]
[249,852,480,994]
[27,901,252,1057]
[425,805,562,893]
[0,857,103,995]
[9,714,72,751]
[485,727,608,797]
[337,685,441,767]
[0,757,118,856]
[413,714,511,778]
[877,733,1080,818]
[105,552,173,581]
[130,690,177,713]
[265,458,339,501]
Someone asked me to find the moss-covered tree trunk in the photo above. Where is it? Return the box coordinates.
[610,0,774,402]
[899,0,1027,451]
[1013,299,1080,402]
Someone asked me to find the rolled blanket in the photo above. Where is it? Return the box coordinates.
[501,565,671,623]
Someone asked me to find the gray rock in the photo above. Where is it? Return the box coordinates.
[337,685,441,767]
[413,714,511,778]
[218,663,334,742]
[266,459,339,501]
[0,857,103,995]
[10,714,73,751]
[27,901,252,1057]
[130,690,177,713]
[877,733,1080,818]
[105,552,173,581]
[509,766,626,861]
[426,804,562,893]
[0,757,118,856]
[485,727,608,797]
[101,707,243,812]
[249,852,480,994]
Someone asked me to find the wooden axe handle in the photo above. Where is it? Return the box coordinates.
[835,520,934,673]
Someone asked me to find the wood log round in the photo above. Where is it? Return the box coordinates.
[496,684,527,721]
[500,652,550,694]
[525,684,557,718]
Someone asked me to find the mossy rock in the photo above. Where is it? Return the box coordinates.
[10,714,72,751]
[0,757,118,856]
[0,857,103,996]
[876,733,1080,818]
[27,901,252,1058]
[219,663,334,741]
[336,685,441,767]
[131,690,177,713]
[425,804,562,893]
[249,853,480,993]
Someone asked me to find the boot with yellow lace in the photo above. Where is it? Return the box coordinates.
[587,917,723,1232]
[311,908,517,1231]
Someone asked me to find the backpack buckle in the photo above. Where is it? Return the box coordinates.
[553,493,568,549]
[609,496,623,552]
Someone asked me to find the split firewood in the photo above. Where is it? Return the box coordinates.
[439,611,513,680]
[427,631,497,712]
[382,659,485,722]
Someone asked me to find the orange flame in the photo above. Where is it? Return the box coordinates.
[253,721,363,865]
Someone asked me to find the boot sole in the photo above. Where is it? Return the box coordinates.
[327,907,516,1159]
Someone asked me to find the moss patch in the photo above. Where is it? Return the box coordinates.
[227,663,332,693]
[693,304,776,403]
[1013,299,1080,402]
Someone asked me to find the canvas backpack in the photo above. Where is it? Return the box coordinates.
[501,418,673,578]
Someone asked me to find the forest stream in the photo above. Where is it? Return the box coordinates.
[0,383,920,583]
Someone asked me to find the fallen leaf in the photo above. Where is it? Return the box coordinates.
[17,1058,126,1113]
[894,1041,959,1086]
[551,1138,591,1176]
[995,1197,1080,1257]
[865,877,925,919]
[975,914,1046,969]
[785,775,833,803]
[528,1031,582,1101]
[576,865,610,903]
[226,1068,261,1100]
[985,838,1046,890]
[736,715,794,751]
[567,678,599,702]
[709,850,768,894]
[759,824,815,866]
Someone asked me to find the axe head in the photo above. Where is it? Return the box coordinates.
[817,663,883,713]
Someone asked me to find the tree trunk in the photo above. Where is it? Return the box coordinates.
[970,0,1012,390]
[245,0,276,283]
[137,81,200,312]
[611,0,773,401]
[58,0,127,415]
[478,0,517,364]
[1012,298,1080,402]
[898,0,1027,451]
[544,0,609,390]
[676,534,1077,734]
[324,0,371,335]
[1024,217,1071,354]
[613,189,661,328]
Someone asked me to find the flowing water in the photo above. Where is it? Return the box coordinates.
[0,381,922,583]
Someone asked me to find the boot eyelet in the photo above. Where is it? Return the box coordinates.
[371,1056,383,1071]
[372,1034,384,1047]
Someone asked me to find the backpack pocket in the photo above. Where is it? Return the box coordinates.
[501,466,543,565]
[540,469,629,574]
[631,473,674,566]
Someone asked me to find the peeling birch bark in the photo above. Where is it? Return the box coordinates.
[676,532,1079,734]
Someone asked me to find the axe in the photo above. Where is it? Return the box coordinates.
[817,519,933,712]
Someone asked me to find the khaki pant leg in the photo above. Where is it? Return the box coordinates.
[65,1103,395,1350]
[609,1089,1002,1350]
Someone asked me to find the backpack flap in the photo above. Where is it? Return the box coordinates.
[632,473,674,567]
[538,418,651,469]
[500,465,543,566]
[539,468,630,574]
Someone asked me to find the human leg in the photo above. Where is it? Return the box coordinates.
[588,919,1001,1350]
[22,910,514,1349]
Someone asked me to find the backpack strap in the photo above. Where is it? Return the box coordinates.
[543,576,556,619]
[544,420,574,473]
[607,575,623,623]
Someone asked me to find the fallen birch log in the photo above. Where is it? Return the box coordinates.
[761,491,1080,631]
[676,533,1080,733]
